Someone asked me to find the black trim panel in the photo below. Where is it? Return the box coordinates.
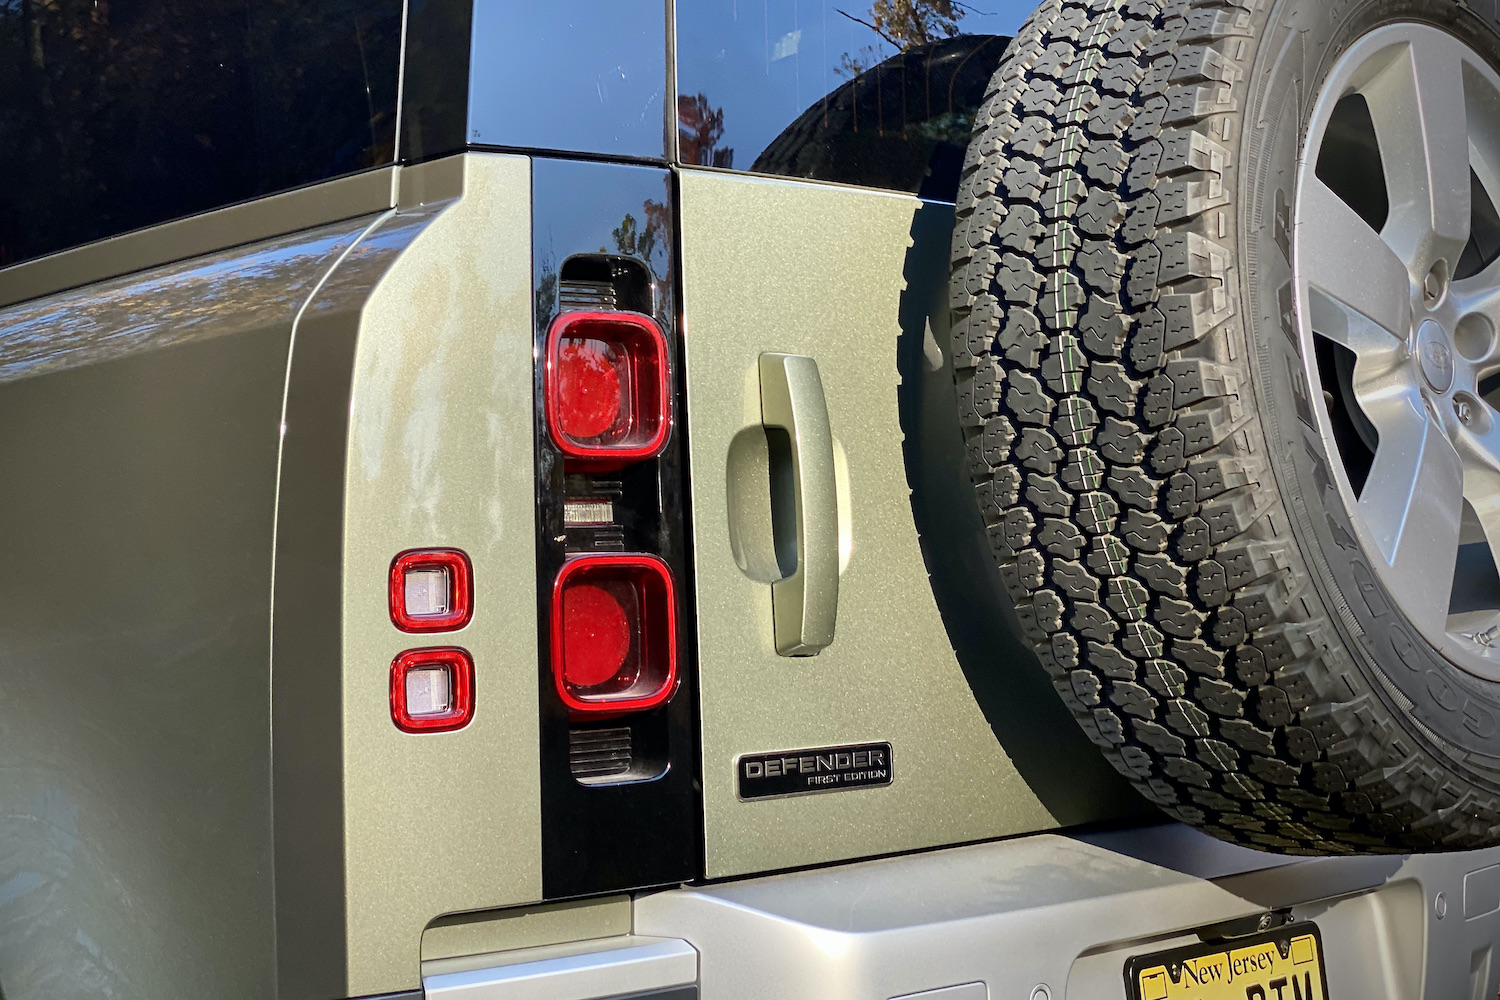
[531,157,702,899]
[399,0,474,163]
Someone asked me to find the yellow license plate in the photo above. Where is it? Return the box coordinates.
[1126,923,1329,1000]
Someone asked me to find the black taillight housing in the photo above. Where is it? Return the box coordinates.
[537,261,684,733]
[530,163,699,899]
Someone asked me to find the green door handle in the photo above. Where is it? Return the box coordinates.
[759,353,839,656]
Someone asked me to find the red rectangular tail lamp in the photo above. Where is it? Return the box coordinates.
[390,647,474,733]
[545,311,670,463]
[389,549,475,734]
[390,549,473,632]
[551,554,677,714]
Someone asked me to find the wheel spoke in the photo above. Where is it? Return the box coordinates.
[1453,262,1500,375]
[1298,177,1414,351]
[1458,410,1500,561]
[1361,29,1473,268]
[1358,388,1465,632]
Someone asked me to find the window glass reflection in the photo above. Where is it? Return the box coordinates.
[468,0,667,160]
[0,0,402,268]
[676,1,1034,200]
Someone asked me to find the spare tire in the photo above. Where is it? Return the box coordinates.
[951,0,1500,852]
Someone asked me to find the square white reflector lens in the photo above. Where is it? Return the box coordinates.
[404,567,452,618]
[404,664,454,718]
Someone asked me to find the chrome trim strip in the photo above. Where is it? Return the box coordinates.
[423,938,697,1000]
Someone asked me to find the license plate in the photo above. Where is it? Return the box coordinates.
[1125,923,1329,1000]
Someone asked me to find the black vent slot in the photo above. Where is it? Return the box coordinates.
[558,280,618,313]
[570,726,633,782]
[557,256,652,315]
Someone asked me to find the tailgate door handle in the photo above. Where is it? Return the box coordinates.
[759,353,839,656]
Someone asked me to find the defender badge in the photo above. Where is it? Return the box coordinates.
[737,742,892,800]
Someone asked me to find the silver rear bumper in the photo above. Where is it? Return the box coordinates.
[426,825,1500,999]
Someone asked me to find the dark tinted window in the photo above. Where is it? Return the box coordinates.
[676,1,1031,200]
[0,0,402,268]
[467,0,668,160]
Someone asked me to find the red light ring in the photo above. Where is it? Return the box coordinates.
[390,647,475,733]
[544,311,672,462]
[550,553,679,714]
[389,549,473,633]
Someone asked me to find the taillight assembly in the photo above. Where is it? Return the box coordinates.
[528,211,696,895]
[390,647,474,733]
[544,311,670,462]
[551,554,677,714]
[389,549,473,632]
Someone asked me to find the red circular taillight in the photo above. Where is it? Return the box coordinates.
[562,583,631,687]
[550,554,678,714]
[544,311,670,463]
[556,340,623,440]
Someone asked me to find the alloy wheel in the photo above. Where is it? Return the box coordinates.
[1297,23,1500,680]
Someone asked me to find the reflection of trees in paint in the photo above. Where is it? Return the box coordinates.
[677,93,735,168]
[536,257,560,328]
[836,0,966,77]
[644,200,671,266]
[612,214,652,261]
[612,199,671,274]
[0,221,371,383]
[543,198,671,324]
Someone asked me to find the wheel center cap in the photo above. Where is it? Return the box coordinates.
[1418,320,1455,393]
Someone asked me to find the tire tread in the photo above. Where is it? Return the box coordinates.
[951,0,1500,851]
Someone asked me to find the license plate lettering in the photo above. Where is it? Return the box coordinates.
[1127,924,1329,1000]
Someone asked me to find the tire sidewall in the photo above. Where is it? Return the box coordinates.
[1244,0,1500,764]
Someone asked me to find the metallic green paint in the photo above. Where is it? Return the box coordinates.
[0,154,546,999]
[0,217,376,1000]
[677,170,1059,879]
[335,153,542,995]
